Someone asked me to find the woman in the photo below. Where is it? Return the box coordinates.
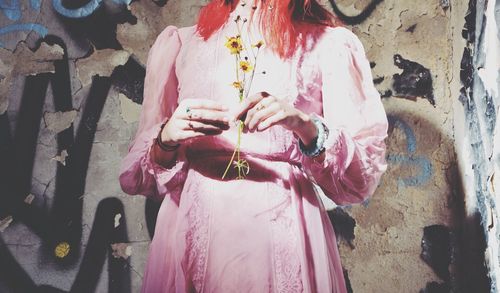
[119,0,388,292]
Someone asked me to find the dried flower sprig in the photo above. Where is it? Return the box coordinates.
[222,15,264,180]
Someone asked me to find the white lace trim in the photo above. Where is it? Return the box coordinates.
[184,178,211,292]
[269,185,304,293]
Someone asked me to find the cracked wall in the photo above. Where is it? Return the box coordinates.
[0,0,494,292]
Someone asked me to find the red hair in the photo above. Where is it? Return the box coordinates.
[196,0,342,59]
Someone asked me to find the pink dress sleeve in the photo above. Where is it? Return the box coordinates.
[119,25,187,202]
[300,27,389,206]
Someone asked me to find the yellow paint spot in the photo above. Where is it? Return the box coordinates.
[54,242,70,258]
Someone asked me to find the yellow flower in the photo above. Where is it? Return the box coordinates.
[239,60,253,73]
[225,36,243,54]
[232,81,243,89]
[252,40,264,49]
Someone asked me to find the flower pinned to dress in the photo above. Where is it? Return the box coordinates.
[232,81,243,90]
[252,40,264,49]
[225,35,243,54]
[234,158,250,179]
[239,60,253,73]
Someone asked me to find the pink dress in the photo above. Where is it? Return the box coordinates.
[119,4,388,293]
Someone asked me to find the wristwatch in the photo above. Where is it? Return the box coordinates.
[298,115,329,158]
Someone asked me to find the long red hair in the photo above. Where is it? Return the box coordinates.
[196,0,342,59]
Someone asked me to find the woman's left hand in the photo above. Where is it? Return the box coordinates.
[234,91,318,146]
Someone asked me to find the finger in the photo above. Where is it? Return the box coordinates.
[180,109,231,124]
[183,120,229,132]
[181,98,229,111]
[178,129,224,141]
[247,102,281,131]
[256,110,286,132]
[234,91,270,120]
[244,97,276,127]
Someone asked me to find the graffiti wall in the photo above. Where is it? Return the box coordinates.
[0,0,494,292]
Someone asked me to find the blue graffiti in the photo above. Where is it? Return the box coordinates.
[30,0,41,11]
[341,115,433,209]
[0,0,42,20]
[386,115,433,188]
[0,23,47,46]
[51,0,102,18]
[0,0,21,20]
[51,0,131,18]
[0,0,131,47]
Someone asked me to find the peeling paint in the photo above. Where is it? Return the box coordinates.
[111,243,133,259]
[76,49,130,87]
[24,193,35,205]
[51,149,68,166]
[0,41,64,115]
[0,41,64,75]
[43,110,78,133]
[118,93,140,123]
[114,213,122,228]
[439,0,450,11]
[0,215,13,232]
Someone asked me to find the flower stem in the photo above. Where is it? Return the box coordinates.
[222,120,243,179]
[236,122,242,178]
[222,145,238,180]
[244,48,260,100]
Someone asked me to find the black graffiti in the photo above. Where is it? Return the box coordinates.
[54,3,136,50]
[343,269,354,293]
[460,48,474,94]
[419,281,451,293]
[406,23,417,33]
[111,57,146,105]
[0,35,147,292]
[420,225,452,281]
[328,207,356,249]
[392,54,435,106]
[152,0,169,6]
[71,198,131,293]
[328,0,383,25]
[461,0,476,43]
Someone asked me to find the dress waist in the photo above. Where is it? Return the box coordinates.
[185,148,302,168]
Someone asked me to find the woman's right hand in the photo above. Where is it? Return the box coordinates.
[160,98,231,146]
